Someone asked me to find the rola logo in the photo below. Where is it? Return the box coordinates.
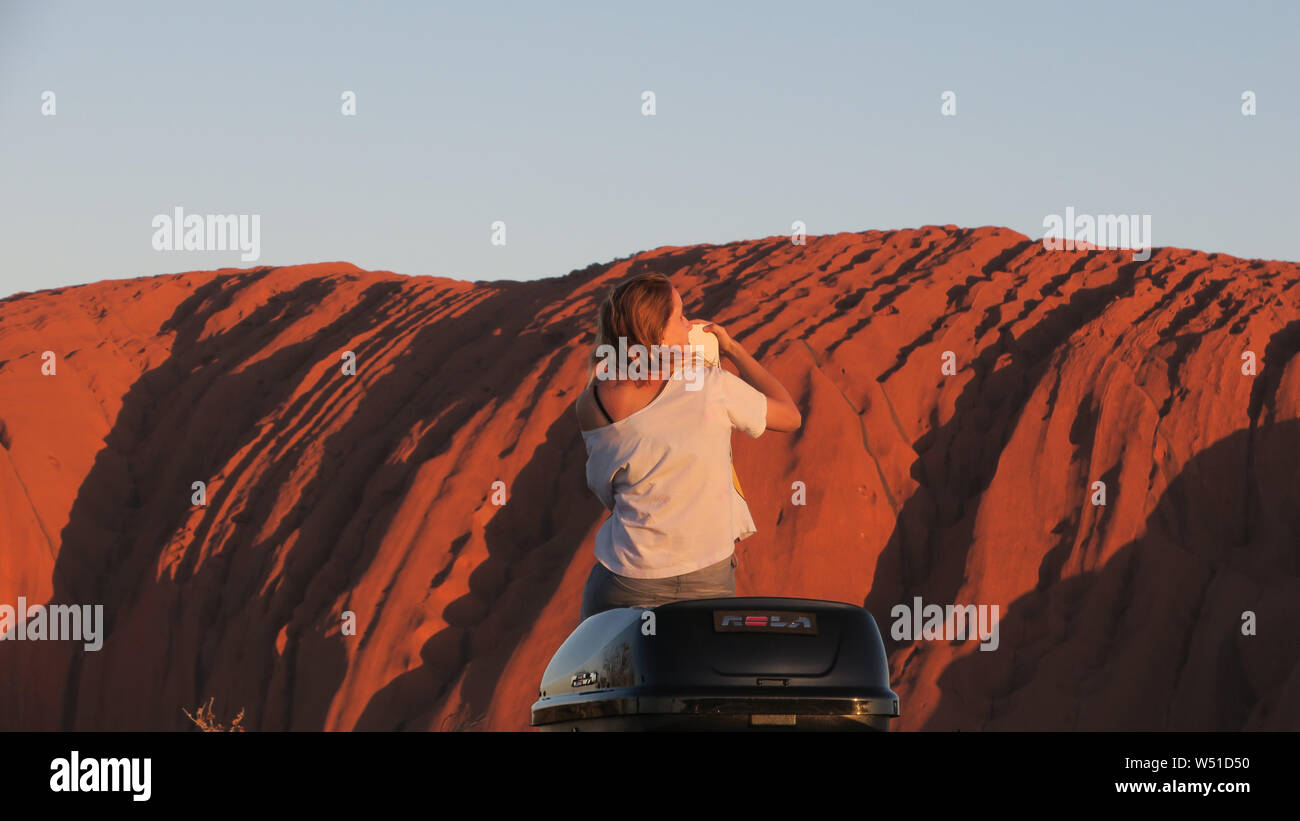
[719,615,812,628]
[713,611,818,635]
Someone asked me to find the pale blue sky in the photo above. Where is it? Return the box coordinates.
[2,0,1297,299]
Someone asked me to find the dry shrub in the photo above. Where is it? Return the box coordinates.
[183,697,246,732]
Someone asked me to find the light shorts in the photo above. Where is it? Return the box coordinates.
[579,552,737,622]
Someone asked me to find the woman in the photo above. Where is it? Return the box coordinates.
[573,272,802,621]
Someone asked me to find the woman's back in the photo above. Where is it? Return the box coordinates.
[576,378,669,431]
[577,365,768,579]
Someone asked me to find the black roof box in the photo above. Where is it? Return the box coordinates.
[531,596,900,731]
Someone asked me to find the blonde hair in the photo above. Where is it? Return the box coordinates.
[587,273,673,385]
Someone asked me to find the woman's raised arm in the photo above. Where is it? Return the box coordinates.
[698,320,802,433]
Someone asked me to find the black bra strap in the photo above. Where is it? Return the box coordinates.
[593,383,613,423]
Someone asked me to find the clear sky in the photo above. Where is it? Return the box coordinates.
[2,0,1297,299]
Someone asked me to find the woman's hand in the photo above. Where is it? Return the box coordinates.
[691,319,741,361]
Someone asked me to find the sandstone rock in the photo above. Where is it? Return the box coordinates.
[0,229,1296,730]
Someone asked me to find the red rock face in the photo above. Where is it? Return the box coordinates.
[1,227,1297,731]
